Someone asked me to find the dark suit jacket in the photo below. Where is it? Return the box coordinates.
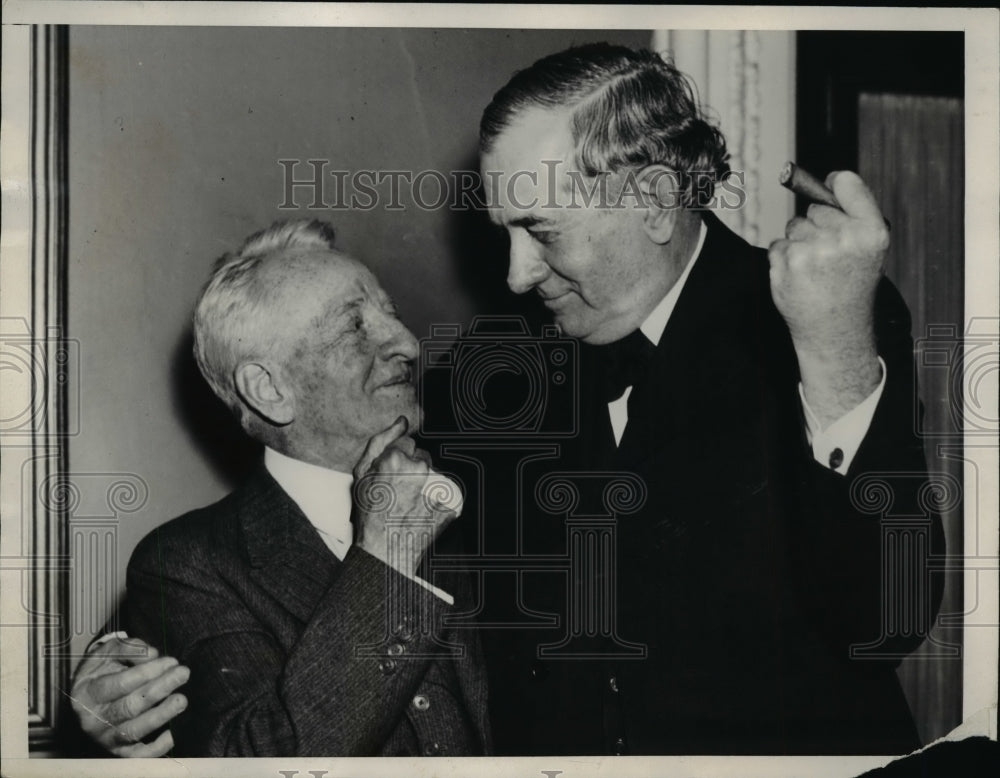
[123,466,491,757]
[469,212,944,755]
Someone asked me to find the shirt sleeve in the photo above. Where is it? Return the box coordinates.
[87,631,129,651]
[411,574,454,606]
[800,357,887,474]
[410,469,461,605]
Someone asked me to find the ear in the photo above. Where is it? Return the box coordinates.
[234,361,295,426]
[635,164,682,245]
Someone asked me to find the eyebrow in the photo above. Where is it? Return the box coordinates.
[316,297,363,329]
[506,215,554,229]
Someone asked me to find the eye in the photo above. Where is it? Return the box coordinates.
[340,312,364,336]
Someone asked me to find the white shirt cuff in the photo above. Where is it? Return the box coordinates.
[800,357,887,474]
[88,630,129,652]
[411,574,454,606]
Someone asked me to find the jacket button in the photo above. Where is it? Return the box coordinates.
[423,742,442,755]
[394,620,414,641]
[387,642,405,656]
[529,661,548,681]
[412,694,430,711]
[615,737,626,755]
[378,658,397,675]
[829,447,844,469]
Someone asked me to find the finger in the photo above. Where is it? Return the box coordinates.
[114,728,175,758]
[825,171,883,222]
[87,656,180,706]
[111,691,188,746]
[390,435,417,458]
[806,203,846,228]
[107,665,190,725]
[784,216,818,241]
[354,416,409,478]
[378,446,430,476]
[766,239,790,282]
[133,664,190,711]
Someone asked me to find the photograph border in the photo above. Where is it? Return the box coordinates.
[1,3,997,777]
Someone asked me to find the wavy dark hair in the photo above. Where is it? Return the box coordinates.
[480,43,731,206]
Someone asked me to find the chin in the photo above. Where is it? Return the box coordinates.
[555,315,601,344]
[560,315,635,346]
[400,403,423,432]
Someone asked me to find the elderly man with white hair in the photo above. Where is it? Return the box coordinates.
[73,219,490,757]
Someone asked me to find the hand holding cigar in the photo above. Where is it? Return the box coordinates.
[767,165,889,424]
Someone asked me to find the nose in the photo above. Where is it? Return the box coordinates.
[507,233,551,294]
[376,310,419,362]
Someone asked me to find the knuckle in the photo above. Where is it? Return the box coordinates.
[119,693,142,721]
[116,722,140,745]
[785,242,807,266]
[767,238,788,260]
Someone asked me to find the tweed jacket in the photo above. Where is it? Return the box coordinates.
[123,465,492,756]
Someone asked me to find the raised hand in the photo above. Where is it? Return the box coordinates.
[768,170,888,426]
[352,416,461,578]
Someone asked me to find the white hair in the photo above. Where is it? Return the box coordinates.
[192,219,338,425]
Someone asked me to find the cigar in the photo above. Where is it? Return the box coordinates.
[779,161,891,230]
[779,161,840,208]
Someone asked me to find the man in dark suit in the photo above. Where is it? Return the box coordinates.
[80,219,490,757]
[472,43,943,755]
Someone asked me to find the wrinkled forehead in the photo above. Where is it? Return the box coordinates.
[262,249,384,323]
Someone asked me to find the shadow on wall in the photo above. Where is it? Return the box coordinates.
[170,329,261,491]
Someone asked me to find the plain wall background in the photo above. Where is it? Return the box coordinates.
[66,26,652,655]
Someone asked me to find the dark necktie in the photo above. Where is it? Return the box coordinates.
[594,329,657,403]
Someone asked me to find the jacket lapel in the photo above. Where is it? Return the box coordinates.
[239,465,341,624]
[616,211,768,466]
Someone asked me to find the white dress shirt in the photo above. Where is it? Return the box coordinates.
[607,220,886,474]
[264,447,453,604]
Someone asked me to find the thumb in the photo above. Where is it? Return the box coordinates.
[825,171,882,222]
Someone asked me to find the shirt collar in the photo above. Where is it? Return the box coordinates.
[263,447,354,561]
[639,219,708,346]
